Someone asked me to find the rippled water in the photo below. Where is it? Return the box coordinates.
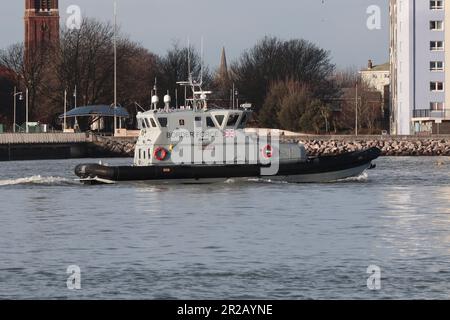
[0,157,449,299]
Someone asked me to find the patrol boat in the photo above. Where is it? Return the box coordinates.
[75,81,380,185]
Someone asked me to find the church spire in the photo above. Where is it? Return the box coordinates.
[218,47,229,83]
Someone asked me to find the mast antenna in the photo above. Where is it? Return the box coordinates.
[200,36,204,86]
[187,38,192,84]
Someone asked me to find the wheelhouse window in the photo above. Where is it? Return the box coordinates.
[150,118,157,128]
[144,118,150,128]
[214,115,225,127]
[206,117,216,128]
[226,114,240,127]
[237,113,249,129]
[158,117,168,128]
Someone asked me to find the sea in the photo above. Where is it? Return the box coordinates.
[0,157,449,299]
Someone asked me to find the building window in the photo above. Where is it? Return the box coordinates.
[430,61,444,71]
[36,0,52,11]
[430,102,445,110]
[179,119,185,126]
[430,0,444,10]
[430,41,444,51]
[430,81,444,91]
[430,21,444,31]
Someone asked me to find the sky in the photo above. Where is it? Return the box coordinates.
[0,0,389,70]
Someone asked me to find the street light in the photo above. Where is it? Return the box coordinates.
[73,85,77,109]
[13,86,23,133]
[356,83,358,135]
[25,88,29,133]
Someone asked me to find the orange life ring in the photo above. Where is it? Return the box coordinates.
[262,144,273,159]
[154,147,169,161]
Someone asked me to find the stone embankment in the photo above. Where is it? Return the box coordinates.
[288,135,450,157]
[90,134,450,157]
[88,135,136,157]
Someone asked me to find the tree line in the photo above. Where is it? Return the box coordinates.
[0,18,386,134]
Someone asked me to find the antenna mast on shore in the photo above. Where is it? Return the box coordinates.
[113,0,118,136]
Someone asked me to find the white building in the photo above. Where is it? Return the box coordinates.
[360,60,390,94]
[390,0,450,135]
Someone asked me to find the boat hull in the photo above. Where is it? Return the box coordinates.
[75,147,381,184]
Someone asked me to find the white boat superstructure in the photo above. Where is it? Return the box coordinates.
[134,81,306,167]
[75,59,381,184]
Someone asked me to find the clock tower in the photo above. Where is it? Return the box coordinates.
[24,0,60,59]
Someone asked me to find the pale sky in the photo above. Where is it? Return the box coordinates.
[0,0,389,69]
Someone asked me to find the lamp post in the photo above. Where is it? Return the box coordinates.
[64,89,67,132]
[25,88,29,133]
[13,86,23,133]
[355,82,359,136]
[113,0,118,136]
[73,86,77,109]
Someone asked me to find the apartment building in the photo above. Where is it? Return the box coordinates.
[390,0,450,135]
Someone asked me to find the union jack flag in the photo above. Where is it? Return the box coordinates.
[224,129,236,138]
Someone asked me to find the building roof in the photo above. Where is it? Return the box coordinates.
[340,87,382,103]
[59,105,130,119]
[361,62,390,72]
[0,66,16,80]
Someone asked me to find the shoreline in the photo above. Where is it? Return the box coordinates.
[92,135,450,158]
[1,133,450,161]
[286,136,450,157]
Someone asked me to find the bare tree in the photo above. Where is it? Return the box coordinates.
[231,36,338,114]
[0,43,54,123]
[158,42,212,107]
[40,18,160,127]
[337,81,383,134]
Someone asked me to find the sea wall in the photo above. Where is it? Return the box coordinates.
[88,135,136,157]
[287,135,450,157]
[91,135,450,158]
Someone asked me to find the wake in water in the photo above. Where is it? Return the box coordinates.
[0,176,80,187]
[239,172,370,184]
[0,173,369,187]
[335,172,369,183]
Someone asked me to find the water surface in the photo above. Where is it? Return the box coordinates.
[0,157,449,299]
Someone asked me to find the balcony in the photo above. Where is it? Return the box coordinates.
[413,109,450,119]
